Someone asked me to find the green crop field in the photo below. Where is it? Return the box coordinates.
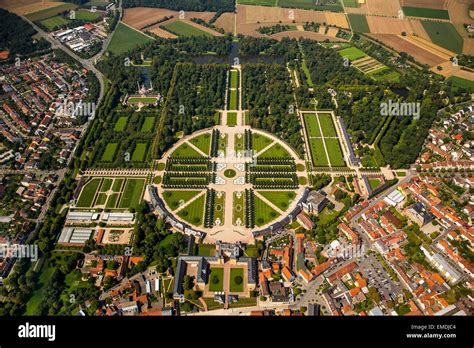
[308,138,328,166]
[348,14,370,33]
[233,192,245,225]
[171,143,205,158]
[190,133,211,155]
[230,70,239,89]
[421,21,463,54]
[229,268,244,292]
[303,113,322,138]
[402,7,449,20]
[342,0,360,8]
[162,190,202,211]
[132,143,147,161]
[259,143,291,158]
[229,89,238,110]
[209,267,224,292]
[254,195,279,227]
[258,191,296,211]
[237,0,277,6]
[325,138,346,167]
[107,22,154,55]
[447,76,474,90]
[26,3,78,21]
[118,178,145,209]
[178,194,205,226]
[74,10,101,21]
[114,116,128,132]
[163,21,213,37]
[318,113,337,137]
[40,16,70,30]
[252,133,273,153]
[338,46,367,61]
[279,0,342,11]
[367,67,400,82]
[227,112,237,126]
[76,178,101,207]
[141,117,155,132]
[101,143,117,161]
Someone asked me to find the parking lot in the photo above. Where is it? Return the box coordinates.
[359,254,401,303]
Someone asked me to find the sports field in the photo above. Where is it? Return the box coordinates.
[258,191,296,211]
[74,10,101,21]
[189,133,211,155]
[421,21,463,54]
[40,15,70,30]
[227,112,237,126]
[347,14,369,33]
[402,7,449,20]
[163,21,213,37]
[254,195,279,227]
[101,143,118,161]
[162,190,202,211]
[114,116,128,132]
[177,194,205,226]
[107,22,154,55]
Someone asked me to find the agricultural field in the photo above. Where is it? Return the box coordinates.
[257,191,296,211]
[402,6,450,20]
[279,0,343,11]
[421,21,463,54]
[347,14,369,33]
[177,194,206,226]
[162,190,203,211]
[107,22,154,55]
[26,3,77,21]
[237,0,277,6]
[447,76,474,90]
[342,0,360,8]
[162,20,214,37]
[75,177,146,210]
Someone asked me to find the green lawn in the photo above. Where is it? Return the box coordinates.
[259,143,291,158]
[114,116,128,132]
[348,14,370,33]
[100,178,113,192]
[118,178,145,209]
[76,178,101,207]
[95,192,107,205]
[25,261,55,315]
[252,133,273,153]
[101,143,117,162]
[338,46,367,61]
[402,7,450,20]
[141,117,155,132]
[107,22,154,55]
[233,192,245,225]
[325,138,346,167]
[227,112,237,126]
[258,191,296,211]
[40,16,70,31]
[421,21,463,54]
[178,194,205,226]
[230,70,239,89]
[198,244,216,256]
[214,192,225,225]
[318,113,337,137]
[171,143,205,158]
[229,268,244,293]
[447,76,474,91]
[106,193,119,208]
[368,178,382,190]
[309,138,329,166]
[162,190,202,211]
[209,267,224,292]
[163,20,213,37]
[234,133,245,154]
[190,133,211,155]
[132,143,147,162]
[229,89,238,110]
[303,113,322,137]
[254,195,279,227]
[112,178,124,192]
[26,3,78,21]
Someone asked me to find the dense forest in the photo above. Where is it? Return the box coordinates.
[122,0,235,12]
[0,9,50,57]
[243,63,304,157]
